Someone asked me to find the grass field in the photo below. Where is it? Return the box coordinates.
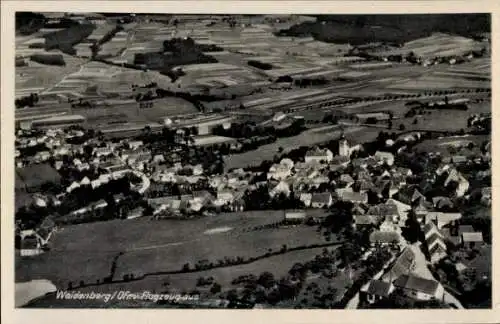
[224,125,380,170]
[23,246,333,308]
[414,134,489,156]
[16,211,325,289]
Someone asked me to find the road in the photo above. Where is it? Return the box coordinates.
[408,243,464,309]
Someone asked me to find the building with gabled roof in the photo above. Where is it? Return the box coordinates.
[393,274,444,301]
[360,279,395,304]
[383,247,416,282]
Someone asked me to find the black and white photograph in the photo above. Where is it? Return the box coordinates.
[9,7,493,311]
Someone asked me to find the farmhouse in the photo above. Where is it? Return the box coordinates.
[284,210,307,223]
[360,280,395,305]
[310,192,333,208]
[385,247,416,282]
[305,148,333,163]
[374,151,395,166]
[369,231,400,246]
[393,274,444,301]
[461,232,484,248]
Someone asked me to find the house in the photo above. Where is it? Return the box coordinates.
[451,155,467,165]
[19,235,43,257]
[339,174,355,186]
[284,210,307,223]
[310,192,333,208]
[432,196,454,210]
[360,280,395,304]
[423,221,443,241]
[338,191,368,204]
[93,146,113,157]
[338,133,350,157]
[481,187,492,206]
[425,212,462,229]
[269,181,290,198]
[152,154,165,164]
[230,198,245,212]
[280,158,294,169]
[414,203,428,223]
[444,169,469,197]
[299,193,312,207]
[34,151,51,163]
[411,189,426,205]
[216,190,235,205]
[429,243,447,264]
[384,247,416,282]
[461,232,484,248]
[66,181,80,193]
[128,140,144,150]
[305,148,333,163]
[369,231,400,246]
[267,164,291,181]
[374,151,395,166]
[353,215,377,229]
[393,274,444,301]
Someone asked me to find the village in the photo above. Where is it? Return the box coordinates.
[15,105,492,309]
[13,12,491,310]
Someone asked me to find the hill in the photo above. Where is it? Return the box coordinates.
[276,14,490,45]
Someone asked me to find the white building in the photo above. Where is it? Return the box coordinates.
[305,148,333,163]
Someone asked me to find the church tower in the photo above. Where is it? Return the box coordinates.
[339,132,350,157]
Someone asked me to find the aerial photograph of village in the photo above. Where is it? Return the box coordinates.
[14,12,491,309]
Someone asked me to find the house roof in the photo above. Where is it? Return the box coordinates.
[411,189,425,202]
[462,232,484,243]
[306,148,332,157]
[364,280,392,297]
[387,247,415,280]
[423,221,439,235]
[429,243,447,256]
[311,192,332,204]
[427,212,462,228]
[369,231,400,243]
[458,225,475,235]
[354,215,376,225]
[374,151,394,160]
[340,174,354,183]
[393,274,440,295]
[21,236,39,249]
[427,233,446,250]
[340,191,366,202]
[432,196,453,209]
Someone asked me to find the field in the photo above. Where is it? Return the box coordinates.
[24,246,331,308]
[396,100,490,132]
[414,134,490,156]
[16,211,326,289]
[15,163,61,189]
[224,125,383,170]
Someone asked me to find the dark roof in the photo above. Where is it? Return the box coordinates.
[311,192,332,204]
[354,215,376,225]
[423,222,438,235]
[21,236,39,249]
[369,231,400,243]
[388,247,415,280]
[426,233,444,248]
[393,274,440,295]
[458,225,475,235]
[429,243,447,256]
[365,280,392,297]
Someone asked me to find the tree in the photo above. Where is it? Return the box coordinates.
[257,271,276,289]
[182,262,190,272]
[210,282,222,294]
[399,124,406,131]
